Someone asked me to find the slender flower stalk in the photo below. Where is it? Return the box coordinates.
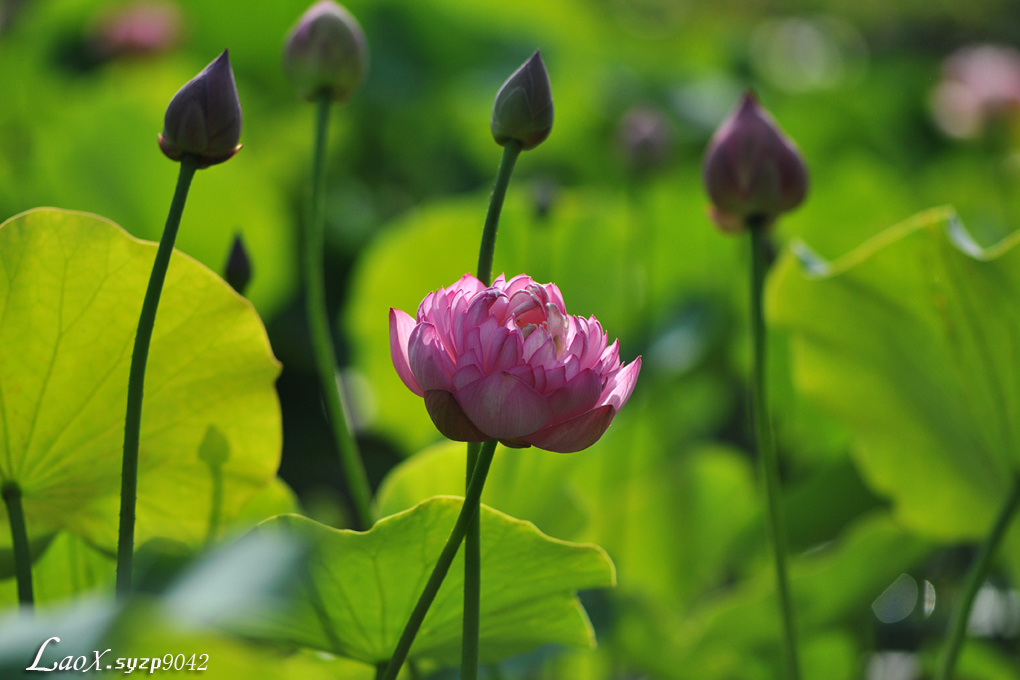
[118,49,242,597]
[388,270,639,677]
[384,52,562,680]
[703,92,807,679]
[457,51,554,679]
[2,481,33,608]
[285,2,373,529]
[117,155,198,596]
[463,441,483,679]
[936,476,1020,680]
[749,220,799,680]
[476,141,522,287]
[305,93,373,529]
[463,136,521,680]
[379,440,498,680]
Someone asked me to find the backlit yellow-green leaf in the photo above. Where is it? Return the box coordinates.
[252,498,615,666]
[0,208,281,554]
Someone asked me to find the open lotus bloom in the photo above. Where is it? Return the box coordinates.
[390,274,641,453]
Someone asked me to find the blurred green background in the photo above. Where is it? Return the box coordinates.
[3,0,1020,677]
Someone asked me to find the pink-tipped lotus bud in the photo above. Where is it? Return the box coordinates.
[223,233,252,295]
[158,50,242,168]
[283,0,368,103]
[491,51,554,150]
[702,92,807,231]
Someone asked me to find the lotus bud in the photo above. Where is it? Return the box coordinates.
[702,92,807,232]
[531,176,558,221]
[618,105,672,173]
[284,0,368,103]
[158,50,242,168]
[223,233,252,295]
[491,51,554,150]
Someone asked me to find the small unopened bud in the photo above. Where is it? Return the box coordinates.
[223,233,252,295]
[284,0,368,103]
[491,51,554,150]
[618,105,672,173]
[702,92,807,232]
[531,176,559,221]
[158,50,242,168]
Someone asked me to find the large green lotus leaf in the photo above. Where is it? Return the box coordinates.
[0,209,281,553]
[252,498,615,667]
[111,626,377,680]
[0,477,296,612]
[373,441,585,541]
[0,594,378,680]
[930,640,1020,680]
[769,207,1020,539]
[0,531,113,609]
[229,476,303,537]
[617,513,931,680]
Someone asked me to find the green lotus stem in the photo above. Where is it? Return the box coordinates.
[461,141,522,680]
[749,220,800,680]
[117,155,198,597]
[936,475,1020,680]
[463,441,482,680]
[306,92,373,530]
[2,481,33,608]
[380,439,498,680]
[476,141,522,287]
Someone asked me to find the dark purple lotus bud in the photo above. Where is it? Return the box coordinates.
[491,51,554,151]
[284,1,368,103]
[702,92,807,233]
[158,50,242,168]
[223,233,252,295]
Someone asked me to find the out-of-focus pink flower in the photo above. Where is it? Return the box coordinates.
[389,274,641,453]
[931,44,1020,139]
[92,1,183,58]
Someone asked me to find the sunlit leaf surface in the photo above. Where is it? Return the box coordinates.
[373,441,585,540]
[252,498,615,666]
[771,207,1020,539]
[0,209,281,552]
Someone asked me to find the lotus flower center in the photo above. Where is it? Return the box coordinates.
[513,302,568,358]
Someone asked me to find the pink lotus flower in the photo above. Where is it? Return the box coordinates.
[390,274,641,453]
